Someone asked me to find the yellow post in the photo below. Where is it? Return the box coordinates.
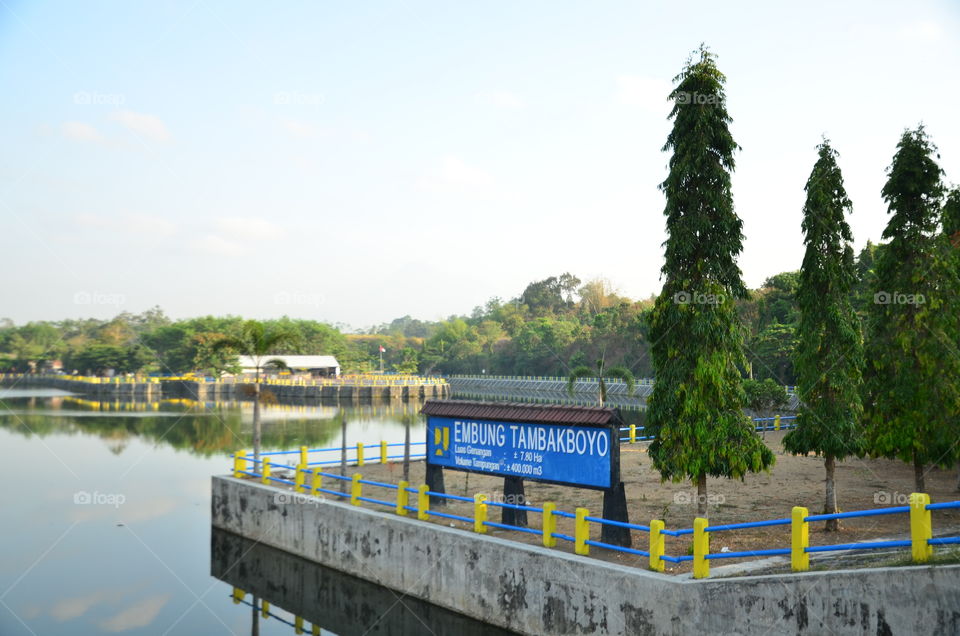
[261,600,270,618]
[417,484,429,521]
[295,616,303,634]
[261,457,271,484]
[575,507,590,555]
[351,473,362,506]
[294,463,306,493]
[910,492,933,563]
[774,414,781,430]
[312,625,320,636]
[630,424,636,444]
[357,442,364,466]
[300,445,308,467]
[381,440,388,464]
[693,517,710,579]
[474,494,488,533]
[397,480,409,516]
[542,502,557,548]
[233,450,247,478]
[649,519,665,572]
[791,506,809,572]
[232,587,245,604]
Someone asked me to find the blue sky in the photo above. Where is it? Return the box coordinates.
[1,1,958,329]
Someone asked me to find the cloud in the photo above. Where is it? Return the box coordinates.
[476,90,525,110]
[74,213,176,237]
[51,590,119,621]
[214,217,285,241]
[62,121,103,143]
[418,155,493,193]
[281,119,321,138]
[615,75,673,114]
[99,595,170,632]
[190,234,243,257]
[898,20,942,42]
[109,110,171,142]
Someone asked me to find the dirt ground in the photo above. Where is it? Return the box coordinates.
[263,431,960,575]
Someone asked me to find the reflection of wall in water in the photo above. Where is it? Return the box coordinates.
[211,528,513,636]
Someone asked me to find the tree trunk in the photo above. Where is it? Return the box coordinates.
[914,453,925,493]
[824,454,839,532]
[251,595,259,636]
[340,413,347,494]
[956,461,960,492]
[696,474,707,517]
[403,416,411,482]
[252,382,262,465]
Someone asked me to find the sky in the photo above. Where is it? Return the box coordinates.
[1,0,958,330]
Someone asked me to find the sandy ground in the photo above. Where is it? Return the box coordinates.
[262,431,960,575]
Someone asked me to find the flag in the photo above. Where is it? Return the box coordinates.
[379,345,386,353]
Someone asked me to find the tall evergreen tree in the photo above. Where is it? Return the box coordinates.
[942,187,960,491]
[783,140,863,531]
[647,46,773,516]
[863,126,960,492]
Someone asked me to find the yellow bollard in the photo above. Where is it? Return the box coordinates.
[693,517,710,579]
[300,445,308,467]
[649,519,665,572]
[381,440,388,464]
[357,442,364,466]
[233,450,247,478]
[312,625,320,636]
[791,506,809,572]
[232,587,245,604]
[294,463,306,493]
[630,424,636,444]
[261,457,271,485]
[295,616,303,634]
[397,480,409,516]
[575,507,590,555]
[417,484,429,521]
[910,493,933,563]
[542,502,557,548]
[774,414,781,430]
[351,473,362,506]
[474,494,488,533]
[261,600,269,618]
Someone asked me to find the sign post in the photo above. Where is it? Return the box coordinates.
[421,400,630,546]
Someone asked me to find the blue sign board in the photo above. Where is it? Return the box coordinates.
[426,415,614,489]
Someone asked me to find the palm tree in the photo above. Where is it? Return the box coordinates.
[211,320,299,463]
[566,359,636,407]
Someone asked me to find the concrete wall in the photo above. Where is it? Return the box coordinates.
[211,476,960,635]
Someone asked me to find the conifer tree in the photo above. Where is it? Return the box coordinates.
[783,140,863,530]
[647,46,773,516]
[863,126,960,492]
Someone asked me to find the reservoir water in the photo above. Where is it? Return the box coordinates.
[0,387,509,635]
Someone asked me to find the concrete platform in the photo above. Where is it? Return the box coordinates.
[211,475,960,635]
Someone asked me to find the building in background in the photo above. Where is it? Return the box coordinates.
[237,355,340,378]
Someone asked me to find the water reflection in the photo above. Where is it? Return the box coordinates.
[0,393,426,457]
[211,529,515,636]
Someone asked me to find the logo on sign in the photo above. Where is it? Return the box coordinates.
[434,426,450,456]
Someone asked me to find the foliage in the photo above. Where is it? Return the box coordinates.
[862,126,960,489]
[566,359,636,406]
[646,46,774,496]
[743,378,789,418]
[783,139,865,460]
